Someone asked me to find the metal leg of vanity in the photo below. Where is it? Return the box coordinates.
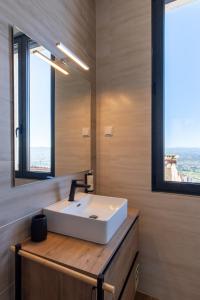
[97,274,104,300]
[15,244,22,300]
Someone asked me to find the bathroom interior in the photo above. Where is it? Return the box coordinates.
[0,0,200,300]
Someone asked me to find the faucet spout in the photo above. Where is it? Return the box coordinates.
[69,179,90,201]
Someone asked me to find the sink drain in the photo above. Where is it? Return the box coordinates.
[89,215,98,219]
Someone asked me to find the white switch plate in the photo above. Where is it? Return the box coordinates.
[104,126,113,136]
[82,127,90,137]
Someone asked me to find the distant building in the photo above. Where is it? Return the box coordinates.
[165,155,182,182]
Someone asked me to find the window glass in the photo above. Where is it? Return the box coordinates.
[14,43,19,171]
[29,46,52,173]
[13,35,54,179]
[164,0,200,183]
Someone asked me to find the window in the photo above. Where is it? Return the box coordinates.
[152,0,200,195]
[14,34,55,179]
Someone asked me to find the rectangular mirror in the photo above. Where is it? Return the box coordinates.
[13,27,91,186]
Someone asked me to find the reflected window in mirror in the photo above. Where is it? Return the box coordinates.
[12,27,92,187]
[13,32,55,180]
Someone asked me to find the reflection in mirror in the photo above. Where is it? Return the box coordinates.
[13,28,55,185]
[13,27,91,186]
[55,71,91,176]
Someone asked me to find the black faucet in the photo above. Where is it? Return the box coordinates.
[69,179,90,201]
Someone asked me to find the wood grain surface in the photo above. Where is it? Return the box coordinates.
[21,208,139,277]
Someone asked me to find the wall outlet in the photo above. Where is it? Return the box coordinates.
[82,127,90,137]
[104,126,113,136]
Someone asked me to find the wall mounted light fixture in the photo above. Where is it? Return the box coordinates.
[56,42,89,71]
[33,50,69,75]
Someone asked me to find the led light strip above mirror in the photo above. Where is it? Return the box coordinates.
[33,50,69,75]
[56,42,89,71]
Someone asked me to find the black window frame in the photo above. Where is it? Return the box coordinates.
[13,33,55,180]
[152,0,200,196]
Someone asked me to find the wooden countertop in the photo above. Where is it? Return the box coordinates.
[21,208,139,277]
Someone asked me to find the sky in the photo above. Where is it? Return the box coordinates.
[29,48,51,148]
[14,42,52,169]
[165,0,200,148]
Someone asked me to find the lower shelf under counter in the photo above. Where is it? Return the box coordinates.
[15,207,139,300]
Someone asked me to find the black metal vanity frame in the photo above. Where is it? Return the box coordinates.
[14,216,139,300]
[15,244,22,300]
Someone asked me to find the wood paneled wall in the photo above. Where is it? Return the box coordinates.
[55,72,91,175]
[0,1,95,299]
[96,1,200,300]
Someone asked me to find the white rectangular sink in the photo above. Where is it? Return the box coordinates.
[44,193,128,244]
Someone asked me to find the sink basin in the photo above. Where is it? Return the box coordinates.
[44,193,128,244]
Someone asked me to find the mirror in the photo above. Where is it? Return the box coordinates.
[13,27,91,186]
